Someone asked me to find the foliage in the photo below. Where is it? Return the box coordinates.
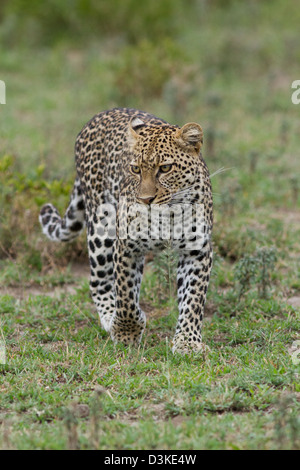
[114,38,187,103]
[0,154,83,267]
[234,247,278,300]
[0,0,193,46]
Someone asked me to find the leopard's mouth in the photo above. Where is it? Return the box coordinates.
[136,188,173,206]
[135,183,198,206]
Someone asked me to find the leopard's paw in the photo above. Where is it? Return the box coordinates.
[171,333,210,355]
[109,312,146,347]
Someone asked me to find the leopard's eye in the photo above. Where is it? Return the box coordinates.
[160,164,173,173]
[131,165,141,174]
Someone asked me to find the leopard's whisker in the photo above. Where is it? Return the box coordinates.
[209,167,234,178]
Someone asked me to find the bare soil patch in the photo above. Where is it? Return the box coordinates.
[0,262,90,300]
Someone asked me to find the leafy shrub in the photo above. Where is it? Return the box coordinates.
[234,246,278,299]
[0,154,84,268]
[114,38,187,103]
[0,0,193,46]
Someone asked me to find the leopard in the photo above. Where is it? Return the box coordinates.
[39,107,213,354]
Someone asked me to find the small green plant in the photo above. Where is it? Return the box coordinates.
[255,246,278,299]
[234,254,258,300]
[234,246,278,300]
[152,243,178,304]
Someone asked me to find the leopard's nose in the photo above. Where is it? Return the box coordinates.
[137,196,156,205]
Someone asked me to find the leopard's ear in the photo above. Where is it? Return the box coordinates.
[128,116,145,148]
[175,122,203,153]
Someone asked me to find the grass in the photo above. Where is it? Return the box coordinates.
[0,0,300,450]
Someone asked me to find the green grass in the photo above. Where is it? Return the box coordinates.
[0,0,300,450]
[0,284,299,449]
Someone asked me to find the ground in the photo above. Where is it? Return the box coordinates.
[0,253,299,449]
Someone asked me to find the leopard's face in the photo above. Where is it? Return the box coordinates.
[123,117,204,206]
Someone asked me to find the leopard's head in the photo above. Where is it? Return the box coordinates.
[125,116,205,205]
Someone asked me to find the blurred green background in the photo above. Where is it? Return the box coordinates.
[1,0,299,169]
[0,0,299,267]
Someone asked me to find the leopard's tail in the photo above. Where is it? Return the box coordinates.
[39,177,85,242]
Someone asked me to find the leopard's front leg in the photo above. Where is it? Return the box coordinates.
[172,246,213,354]
[109,239,146,346]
